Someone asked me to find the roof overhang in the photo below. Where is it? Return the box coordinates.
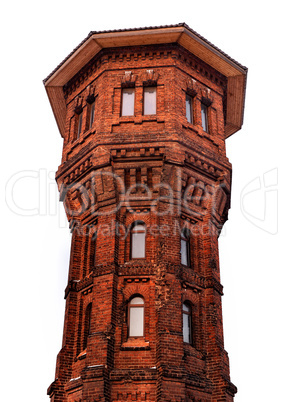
[44,23,247,138]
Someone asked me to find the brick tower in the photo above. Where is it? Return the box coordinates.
[44,24,247,402]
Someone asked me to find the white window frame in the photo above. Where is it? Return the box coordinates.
[128,296,145,337]
[121,87,135,116]
[131,222,146,259]
[143,86,156,115]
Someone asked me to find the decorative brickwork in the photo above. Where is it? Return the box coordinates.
[44,24,247,402]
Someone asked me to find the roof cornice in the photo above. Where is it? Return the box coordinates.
[44,23,247,138]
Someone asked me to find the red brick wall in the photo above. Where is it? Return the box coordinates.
[48,43,236,402]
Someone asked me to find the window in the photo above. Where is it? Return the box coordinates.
[131,222,146,259]
[186,94,193,124]
[77,111,83,138]
[121,88,135,116]
[83,303,92,349]
[183,302,192,344]
[89,100,95,128]
[128,296,144,337]
[90,232,97,269]
[180,229,191,267]
[201,102,208,132]
[143,86,156,115]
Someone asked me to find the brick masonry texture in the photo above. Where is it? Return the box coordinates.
[47,40,239,402]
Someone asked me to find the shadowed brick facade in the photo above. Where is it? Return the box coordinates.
[44,23,247,402]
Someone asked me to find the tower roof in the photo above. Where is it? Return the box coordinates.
[44,23,247,138]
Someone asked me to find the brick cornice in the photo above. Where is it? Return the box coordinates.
[63,44,226,100]
[110,368,157,381]
[205,277,224,295]
[65,376,83,392]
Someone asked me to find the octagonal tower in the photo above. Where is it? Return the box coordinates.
[44,23,247,402]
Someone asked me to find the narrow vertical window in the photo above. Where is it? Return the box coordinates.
[201,103,208,132]
[89,101,95,128]
[147,167,153,189]
[183,302,192,344]
[180,229,191,267]
[186,94,193,124]
[77,112,83,138]
[125,168,130,190]
[83,303,92,350]
[121,88,135,116]
[143,86,156,115]
[136,167,141,186]
[90,232,97,269]
[131,222,146,259]
[128,296,144,337]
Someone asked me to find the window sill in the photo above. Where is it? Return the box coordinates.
[75,128,94,144]
[122,259,150,268]
[142,114,157,120]
[181,122,219,148]
[183,343,204,360]
[112,115,164,128]
[119,116,135,122]
[75,350,87,361]
[182,121,199,134]
[66,127,96,157]
[121,338,150,351]
[181,263,192,269]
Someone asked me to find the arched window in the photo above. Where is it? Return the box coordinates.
[180,228,191,267]
[131,221,146,259]
[83,303,92,350]
[183,302,192,344]
[128,296,145,337]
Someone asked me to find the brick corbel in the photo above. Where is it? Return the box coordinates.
[142,69,159,86]
[186,77,198,97]
[74,95,83,114]
[200,87,214,106]
[121,70,137,87]
[86,84,96,103]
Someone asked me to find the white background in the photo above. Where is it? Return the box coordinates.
[1,1,282,401]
